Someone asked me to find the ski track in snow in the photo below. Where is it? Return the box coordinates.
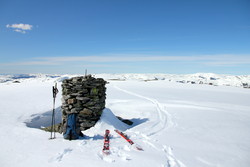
[113,85,185,167]
[113,85,174,136]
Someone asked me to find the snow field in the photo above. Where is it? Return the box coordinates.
[0,75,250,167]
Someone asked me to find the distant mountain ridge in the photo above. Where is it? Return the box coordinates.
[1,73,250,88]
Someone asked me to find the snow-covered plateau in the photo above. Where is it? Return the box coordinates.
[0,73,250,167]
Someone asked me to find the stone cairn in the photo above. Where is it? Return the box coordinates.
[61,75,106,135]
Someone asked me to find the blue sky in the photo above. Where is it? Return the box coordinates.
[0,0,250,74]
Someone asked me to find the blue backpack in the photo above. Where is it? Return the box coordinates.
[63,114,79,140]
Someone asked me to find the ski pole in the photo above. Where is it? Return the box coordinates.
[50,82,58,139]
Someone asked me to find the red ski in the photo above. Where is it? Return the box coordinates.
[102,129,110,155]
[114,129,143,151]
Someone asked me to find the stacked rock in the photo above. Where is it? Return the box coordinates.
[61,75,106,133]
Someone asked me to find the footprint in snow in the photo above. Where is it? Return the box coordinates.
[78,140,87,146]
[98,151,115,163]
[113,146,132,161]
[117,150,131,161]
[98,146,131,163]
[162,145,186,167]
[48,148,73,163]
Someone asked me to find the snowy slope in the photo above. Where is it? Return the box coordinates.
[0,74,250,167]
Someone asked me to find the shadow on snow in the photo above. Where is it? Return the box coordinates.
[25,107,62,129]
[25,107,148,130]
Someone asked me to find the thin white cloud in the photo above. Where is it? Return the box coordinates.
[6,23,33,33]
[37,54,250,65]
[202,54,250,66]
[13,29,26,34]
[1,61,59,66]
[6,23,33,30]
[37,55,206,62]
[1,54,250,66]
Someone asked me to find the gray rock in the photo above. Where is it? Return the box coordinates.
[67,98,76,104]
[79,108,93,115]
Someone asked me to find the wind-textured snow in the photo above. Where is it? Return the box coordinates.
[0,73,250,167]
